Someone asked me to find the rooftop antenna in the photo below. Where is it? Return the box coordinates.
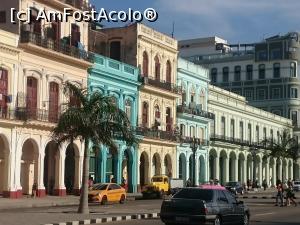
[171,21,175,38]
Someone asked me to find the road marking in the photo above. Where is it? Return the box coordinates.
[254,212,274,217]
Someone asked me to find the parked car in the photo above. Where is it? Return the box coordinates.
[293,180,300,192]
[88,183,126,205]
[160,187,250,225]
[225,181,244,195]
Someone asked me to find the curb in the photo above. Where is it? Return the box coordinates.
[42,213,160,225]
[240,196,298,199]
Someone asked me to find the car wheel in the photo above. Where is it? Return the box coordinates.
[119,194,125,204]
[214,216,222,225]
[242,213,249,225]
[101,196,107,205]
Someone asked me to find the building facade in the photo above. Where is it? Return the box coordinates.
[0,0,92,198]
[90,23,180,189]
[208,85,296,186]
[176,58,212,184]
[88,54,140,192]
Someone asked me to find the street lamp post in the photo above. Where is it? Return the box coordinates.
[190,136,199,187]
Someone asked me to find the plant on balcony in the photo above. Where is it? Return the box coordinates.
[261,129,299,161]
[52,82,136,214]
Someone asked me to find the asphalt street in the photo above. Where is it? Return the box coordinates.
[0,199,299,225]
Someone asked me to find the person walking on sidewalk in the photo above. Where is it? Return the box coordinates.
[262,179,268,191]
[285,184,297,207]
[275,180,284,207]
[32,181,37,198]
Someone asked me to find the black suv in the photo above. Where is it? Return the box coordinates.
[160,187,250,225]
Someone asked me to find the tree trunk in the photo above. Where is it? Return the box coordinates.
[78,139,90,214]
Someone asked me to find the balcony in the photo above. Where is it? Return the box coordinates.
[62,0,92,10]
[20,28,94,63]
[210,134,268,149]
[179,136,209,146]
[177,105,215,120]
[0,107,60,124]
[134,127,178,142]
[139,76,181,94]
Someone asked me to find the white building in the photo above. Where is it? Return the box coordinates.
[208,85,296,186]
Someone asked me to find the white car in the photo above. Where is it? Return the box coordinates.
[293,180,300,192]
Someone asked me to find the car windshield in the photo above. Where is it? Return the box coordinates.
[173,188,213,201]
[152,177,163,182]
[226,182,237,186]
[92,184,108,190]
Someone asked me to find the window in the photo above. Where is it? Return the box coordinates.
[256,125,259,142]
[223,191,237,204]
[258,64,265,79]
[142,51,149,77]
[0,11,6,23]
[291,111,297,125]
[154,105,161,126]
[154,55,160,80]
[125,99,132,122]
[211,68,217,83]
[257,89,266,100]
[272,88,280,99]
[248,123,252,142]
[142,102,148,126]
[210,119,215,136]
[245,90,253,100]
[246,65,253,80]
[166,107,172,132]
[173,189,213,201]
[277,131,280,144]
[221,116,226,137]
[180,124,186,136]
[26,77,38,118]
[166,60,172,83]
[273,63,280,78]
[49,82,59,123]
[290,62,297,77]
[239,121,244,141]
[270,129,273,140]
[257,51,267,61]
[234,66,241,81]
[230,119,235,138]
[271,49,281,60]
[0,68,8,115]
[263,127,267,141]
[291,88,298,98]
[71,24,80,47]
[222,67,229,82]
[190,126,195,137]
[110,41,121,61]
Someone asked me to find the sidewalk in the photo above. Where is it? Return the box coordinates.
[0,193,142,210]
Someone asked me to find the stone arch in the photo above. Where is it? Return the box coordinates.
[209,148,218,180]
[219,150,228,185]
[246,153,253,182]
[20,138,39,195]
[238,152,246,183]
[229,151,237,181]
[43,141,59,195]
[139,151,149,188]
[121,147,134,192]
[199,155,206,184]
[152,153,161,176]
[64,143,80,194]
[164,154,172,177]
[0,134,10,195]
[178,153,187,182]
[106,145,119,183]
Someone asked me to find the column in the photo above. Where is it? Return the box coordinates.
[73,155,81,195]
[278,159,283,181]
[215,155,220,180]
[258,160,262,186]
[54,146,66,196]
[37,151,46,197]
[234,158,239,181]
[272,160,277,187]
[265,158,270,187]
[195,152,199,186]
[225,157,229,183]
[243,159,247,184]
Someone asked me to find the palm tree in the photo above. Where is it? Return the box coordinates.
[52,82,136,214]
[262,129,299,162]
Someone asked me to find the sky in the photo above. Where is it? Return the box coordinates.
[90,0,300,44]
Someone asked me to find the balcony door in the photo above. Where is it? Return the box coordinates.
[0,69,8,117]
[26,77,38,119]
[49,82,59,123]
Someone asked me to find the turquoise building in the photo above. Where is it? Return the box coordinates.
[88,54,140,192]
[176,58,213,185]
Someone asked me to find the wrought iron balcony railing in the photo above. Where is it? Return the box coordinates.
[179,136,209,146]
[61,0,93,10]
[134,127,178,142]
[20,29,94,63]
[0,107,61,124]
[177,105,215,120]
[139,76,181,94]
[210,134,269,149]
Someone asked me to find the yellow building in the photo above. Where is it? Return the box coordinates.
[92,23,179,190]
[0,0,92,198]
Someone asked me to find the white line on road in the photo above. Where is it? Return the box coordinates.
[253,212,274,217]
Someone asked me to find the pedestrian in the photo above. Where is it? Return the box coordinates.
[186,178,192,187]
[32,181,37,198]
[262,179,268,191]
[285,185,297,207]
[247,179,251,191]
[275,180,284,207]
[88,176,94,188]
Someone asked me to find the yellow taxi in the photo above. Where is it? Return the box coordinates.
[88,183,126,205]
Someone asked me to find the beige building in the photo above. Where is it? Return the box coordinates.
[92,23,180,189]
[208,85,295,186]
[0,0,92,198]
